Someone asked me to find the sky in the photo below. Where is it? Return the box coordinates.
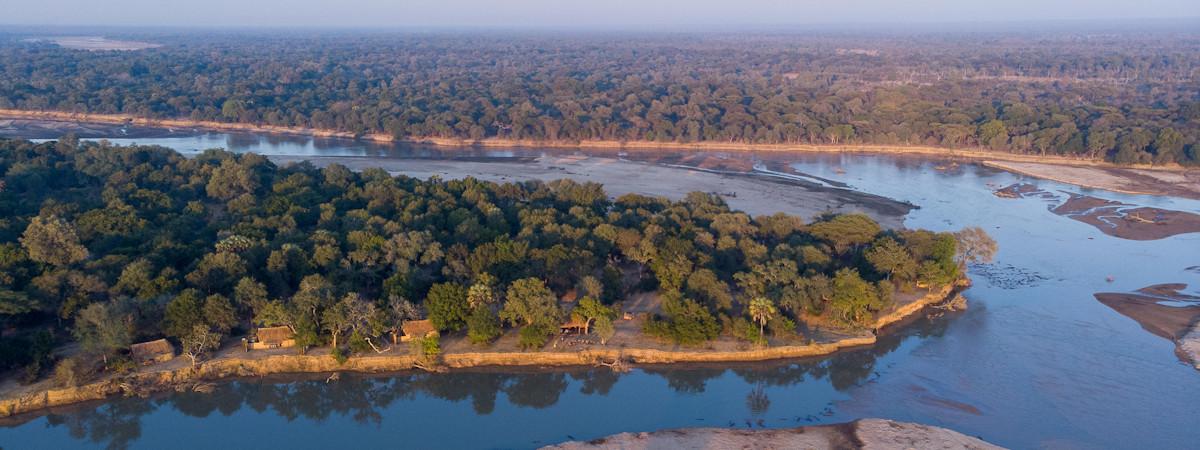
[3,0,1198,28]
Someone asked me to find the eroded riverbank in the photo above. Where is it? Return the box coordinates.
[0,284,962,419]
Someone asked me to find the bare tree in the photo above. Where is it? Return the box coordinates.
[386,296,420,344]
[954,227,998,268]
[182,325,221,369]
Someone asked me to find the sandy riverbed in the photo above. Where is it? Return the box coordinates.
[992,183,1200,240]
[2,111,1196,200]
[542,418,1004,450]
[267,154,912,228]
[24,36,161,51]
[1095,283,1200,369]
[983,160,1200,200]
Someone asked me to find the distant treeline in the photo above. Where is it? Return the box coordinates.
[1,31,1196,164]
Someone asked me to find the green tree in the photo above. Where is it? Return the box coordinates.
[865,237,917,282]
[808,214,880,254]
[233,277,268,311]
[164,290,204,339]
[1152,127,1185,164]
[577,275,604,301]
[426,282,469,332]
[113,259,177,300]
[466,274,498,309]
[644,291,719,345]
[828,268,882,327]
[501,278,563,327]
[686,269,733,311]
[186,252,247,294]
[292,274,336,332]
[978,119,1009,150]
[747,297,777,344]
[20,215,88,266]
[202,294,238,334]
[321,294,353,349]
[73,300,133,364]
[572,297,615,334]
[518,323,554,350]
[593,315,616,345]
[650,238,695,292]
[466,306,501,345]
[206,157,260,201]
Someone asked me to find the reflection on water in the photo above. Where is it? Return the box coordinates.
[3,315,951,450]
[6,132,1200,449]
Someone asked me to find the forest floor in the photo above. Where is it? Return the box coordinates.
[542,418,1004,450]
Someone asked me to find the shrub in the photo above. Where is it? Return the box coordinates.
[54,357,93,388]
[332,347,349,365]
[412,335,442,360]
[644,292,720,346]
[108,356,137,375]
[348,331,371,355]
[21,360,43,384]
[728,316,761,343]
[467,307,501,345]
[768,315,798,338]
[518,324,553,350]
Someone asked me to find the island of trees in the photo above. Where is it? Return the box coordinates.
[0,30,1196,165]
[0,137,992,387]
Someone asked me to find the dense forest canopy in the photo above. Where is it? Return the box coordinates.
[0,137,973,383]
[0,30,1197,164]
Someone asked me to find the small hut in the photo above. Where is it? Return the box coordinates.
[560,317,590,334]
[559,289,579,304]
[400,319,438,342]
[251,326,296,350]
[130,339,175,365]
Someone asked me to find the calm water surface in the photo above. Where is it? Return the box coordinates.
[5,132,1200,449]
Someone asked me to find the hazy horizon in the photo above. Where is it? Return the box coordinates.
[4,0,1199,29]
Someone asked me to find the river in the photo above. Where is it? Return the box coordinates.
[2,131,1199,449]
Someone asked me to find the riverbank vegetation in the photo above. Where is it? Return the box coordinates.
[0,30,1196,165]
[0,138,988,387]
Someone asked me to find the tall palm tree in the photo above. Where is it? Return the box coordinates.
[748,297,777,345]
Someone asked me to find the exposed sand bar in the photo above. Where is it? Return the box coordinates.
[1182,325,1200,370]
[48,36,161,51]
[267,154,912,228]
[983,160,1200,200]
[1095,284,1200,370]
[544,419,1005,450]
[1,109,1195,198]
[992,183,1200,240]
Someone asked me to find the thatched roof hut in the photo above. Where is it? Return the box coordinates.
[251,326,296,350]
[559,289,579,303]
[130,339,174,365]
[560,317,590,334]
[400,319,438,342]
